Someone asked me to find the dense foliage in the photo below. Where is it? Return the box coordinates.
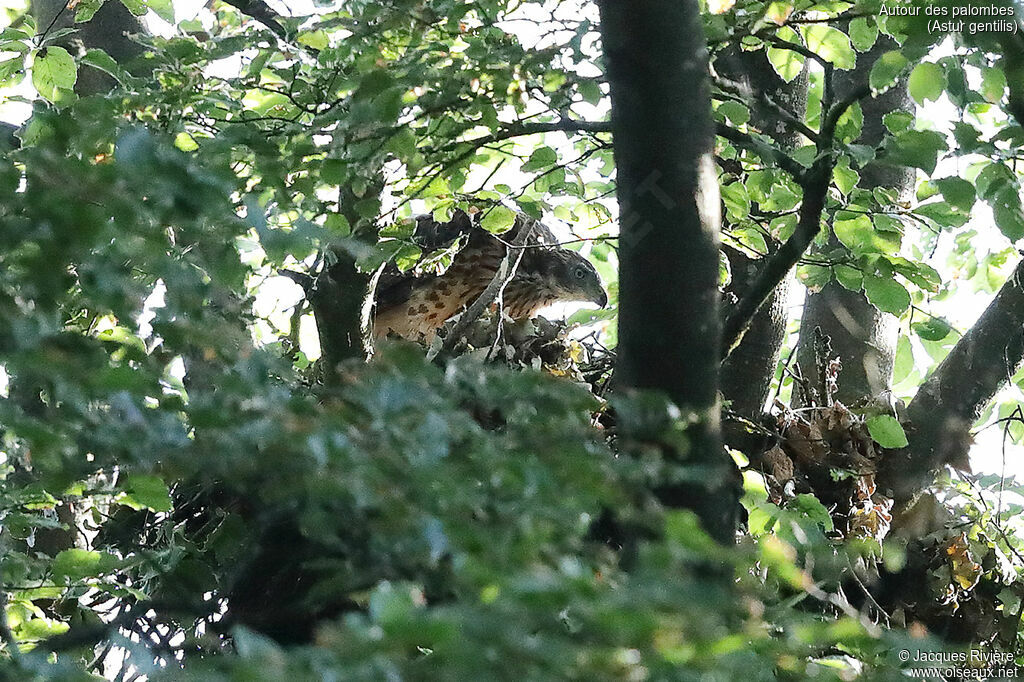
[2,0,1024,678]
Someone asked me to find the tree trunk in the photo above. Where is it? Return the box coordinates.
[32,0,144,96]
[795,36,913,405]
[715,49,807,416]
[598,0,735,542]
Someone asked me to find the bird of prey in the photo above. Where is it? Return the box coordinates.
[373,209,607,341]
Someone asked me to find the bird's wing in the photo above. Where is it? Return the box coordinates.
[374,209,478,312]
[374,208,558,311]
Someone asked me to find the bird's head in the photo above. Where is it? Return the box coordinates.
[544,249,608,308]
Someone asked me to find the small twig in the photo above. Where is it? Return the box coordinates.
[35,3,67,48]
[845,555,892,627]
[762,34,833,70]
[716,76,820,145]
[720,82,872,358]
[429,218,536,358]
[771,344,798,407]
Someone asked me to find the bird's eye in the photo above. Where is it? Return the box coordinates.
[574,267,587,280]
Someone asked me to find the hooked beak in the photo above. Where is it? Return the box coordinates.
[592,288,608,308]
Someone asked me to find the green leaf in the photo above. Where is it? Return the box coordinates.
[369,581,422,626]
[849,17,877,52]
[893,335,914,384]
[882,130,946,175]
[975,162,1016,201]
[721,182,750,221]
[393,244,422,272]
[31,46,77,102]
[233,626,284,659]
[81,49,129,85]
[298,30,329,51]
[717,100,750,125]
[16,617,69,641]
[914,201,970,229]
[52,549,120,582]
[834,101,863,143]
[0,56,25,87]
[479,205,516,234]
[791,493,834,531]
[578,79,602,105]
[908,62,945,105]
[863,274,910,315]
[834,213,900,255]
[0,27,30,42]
[118,474,173,512]
[916,180,938,201]
[772,213,797,241]
[321,159,346,185]
[719,250,731,287]
[833,213,873,251]
[992,188,1024,241]
[802,25,855,70]
[980,66,1006,104]
[356,197,381,220]
[934,177,975,212]
[522,146,558,172]
[118,0,147,16]
[325,214,351,236]
[765,183,800,211]
[846,143,875,168]
[891,259,941,291]
[883,111,913,134]
[912,316,952,341]
[388,127,417,163]
[797,263,832,291]
[952,122,983,152]
[145,0,174,23]
[834,264,863,291]
[866,415,909,449]
[74,0,106,22]
[766,28,805,83]
[869,51,908,92]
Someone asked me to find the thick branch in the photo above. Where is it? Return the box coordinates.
[221,0,289,39]
[714,124,808,181]
[309,245,375,377]
[721,157,830,358]
[877,35,1024,505]
[883,258,1024,506]
[720,86,871,358]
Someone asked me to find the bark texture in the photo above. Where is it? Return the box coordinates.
[795,36,912,404]
[715,48,806,416]
[308,183,382,380]
[32,0,145,96]
[722,247,791,415]
[884,259,1024,505]
[598,0,735,542]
